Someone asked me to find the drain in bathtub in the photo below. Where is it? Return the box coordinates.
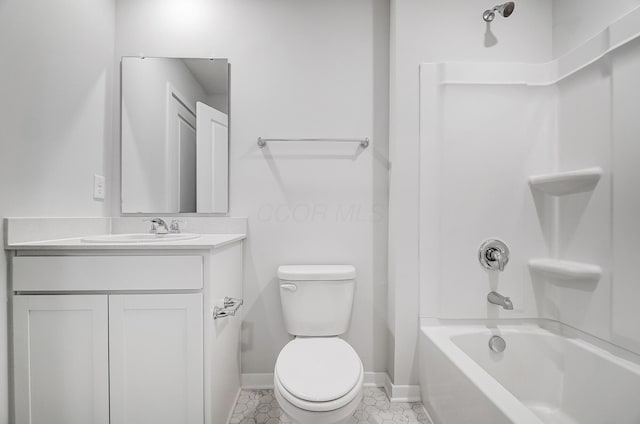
[489,335,506,353]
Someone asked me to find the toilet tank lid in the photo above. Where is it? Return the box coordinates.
[278,265,356,281]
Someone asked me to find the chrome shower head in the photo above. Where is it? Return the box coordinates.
[500,2,516,17]
[483,2,515,22]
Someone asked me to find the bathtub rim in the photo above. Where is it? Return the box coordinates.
[420,318,640,424]
[421,317,640,369]
[421,322,543,424]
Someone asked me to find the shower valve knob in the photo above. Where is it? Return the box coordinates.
[479,239,510,272]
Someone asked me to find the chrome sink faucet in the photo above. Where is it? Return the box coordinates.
[146,218,169,234]
[487,292,514,310]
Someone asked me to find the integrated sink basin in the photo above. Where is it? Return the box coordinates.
[81,233,201,244]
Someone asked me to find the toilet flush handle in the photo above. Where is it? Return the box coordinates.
[280,283,297,291]
[213,297,244,320]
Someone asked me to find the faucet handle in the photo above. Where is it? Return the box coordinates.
[144,218,169,234]
[479,239,510,272]
[143,219,158,234]
[169,220,184,234]
[489,249,505,271]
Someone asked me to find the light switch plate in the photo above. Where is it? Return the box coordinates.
[93,174,105,200]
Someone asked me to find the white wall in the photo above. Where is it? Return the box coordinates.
[114,0,390,375]
[390,0,552,385]
[0,0,115,421]
[553,0,640,57]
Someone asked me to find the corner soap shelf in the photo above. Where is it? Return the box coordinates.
[528,167,602,196]
[528,259,602,281]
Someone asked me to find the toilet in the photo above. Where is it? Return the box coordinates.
[273,265,363,424]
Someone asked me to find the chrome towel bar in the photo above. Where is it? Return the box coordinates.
[213,296,244,319]
[257,137,369,148]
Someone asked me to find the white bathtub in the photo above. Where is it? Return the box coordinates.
[420,321,640,424]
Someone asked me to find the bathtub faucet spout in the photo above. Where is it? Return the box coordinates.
[488,291,513,310]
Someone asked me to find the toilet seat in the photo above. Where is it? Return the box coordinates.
[274,337,363,412]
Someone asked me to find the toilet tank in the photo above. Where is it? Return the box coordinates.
[278,265,356,337]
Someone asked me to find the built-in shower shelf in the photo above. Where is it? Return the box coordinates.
[528,167,603,195]
[529,259,602,281]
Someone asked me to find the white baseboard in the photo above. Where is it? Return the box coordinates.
[241,372,421,403]
[384,373,421,402]
[241,372,388,390]
[240,373,274,389]
[363,371,387,387]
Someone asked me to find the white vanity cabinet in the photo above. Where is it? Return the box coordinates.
[108,293,204,424]
[9,239,244,424]
[12,295,110,424]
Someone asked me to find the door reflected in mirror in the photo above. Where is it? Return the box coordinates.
[121,57,229,214]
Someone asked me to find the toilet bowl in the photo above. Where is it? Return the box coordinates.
[274,337,363,424]
[275,265,363,424]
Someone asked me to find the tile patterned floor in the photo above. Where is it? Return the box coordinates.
[230,387,432,424]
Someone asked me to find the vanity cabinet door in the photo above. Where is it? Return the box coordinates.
[12,295,110,424]
[109,293,204,424]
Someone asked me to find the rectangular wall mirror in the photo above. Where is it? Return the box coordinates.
[121,57,229,214]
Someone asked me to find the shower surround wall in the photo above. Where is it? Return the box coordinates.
[554,25,640,355]
[420,76,556,320]
[419,5,640,356]
[389,0,552,387]
[552,0,640,355]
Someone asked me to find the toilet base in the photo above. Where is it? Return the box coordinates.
[273,383,363,424]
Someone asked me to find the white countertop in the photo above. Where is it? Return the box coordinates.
[6,233,246,251]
